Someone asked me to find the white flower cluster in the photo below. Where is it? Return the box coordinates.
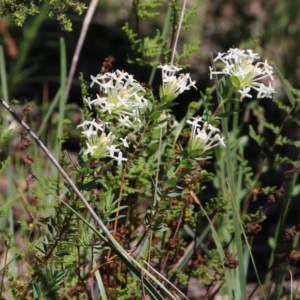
[157,65,197,101]
[187,117,225,155]
[209,48,276,101]
[77,69,148,166]
[86,70,148,129]
[77,119,129,165]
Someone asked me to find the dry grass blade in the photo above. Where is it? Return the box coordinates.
[64,0,99,102]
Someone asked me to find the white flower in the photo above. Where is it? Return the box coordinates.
[187,116,203,128]
[209,48,276,101]
[187,117,225,155]
[112,151,127,166]
[86,132,116,158]
[238,87,252,100]
[84,142,98,156]
[77,119,105,138]
[120,136,129,148]
[106,144,119,157]
[86,70,148,129]
[118,115,133,128]
[77,117,128,165]
[157,65,197,102]
[81,131,127,165]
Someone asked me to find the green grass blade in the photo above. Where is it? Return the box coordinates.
[93,260,108,300]
[37,90,60,137]
[56,38,67,157]
[273,64,295,107]
[230,186,266,300]
[0,46,9,101]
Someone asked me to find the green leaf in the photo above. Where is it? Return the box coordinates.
[165,177,177,188]
[249,125,265,146]
[292,184,300,196]
[268,237,276,250]
[273,64,295,107]
[230,75,241,89]
[77,167,91,174]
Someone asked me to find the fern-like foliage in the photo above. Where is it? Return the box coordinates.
[133,0,164,19]
[122,0,199,66]
[122,24,169,66]
[0,0,87,31]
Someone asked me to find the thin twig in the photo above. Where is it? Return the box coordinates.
[170,0,187,65]
[64,0,99,102]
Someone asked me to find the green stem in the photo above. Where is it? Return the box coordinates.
[216,92,247,299]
